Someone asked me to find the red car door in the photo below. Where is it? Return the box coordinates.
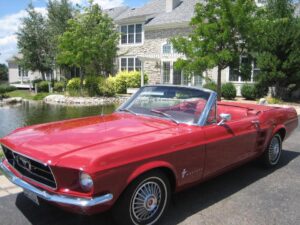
[202,116,259,178]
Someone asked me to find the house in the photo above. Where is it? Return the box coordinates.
[7,55,58,88]
[107,0,264,95]
[7,0,262,94]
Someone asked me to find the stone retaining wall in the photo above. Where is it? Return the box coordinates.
[44,95,129,106]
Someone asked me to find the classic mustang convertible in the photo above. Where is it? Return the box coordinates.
[0,85,298,225]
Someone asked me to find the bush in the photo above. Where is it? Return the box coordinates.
[53,81,65,92]
[254,82,269,98]
[32,79,43,87]
[67,78,81,96]
[99,76,116,97]
[0,84,16,94]
[266,97,283,104]
[85,76,105,97]
[203,81,217,92]
[114,71,148,94]
[241,84,256,100]
[222,83,236,100]
[37,81,50,93]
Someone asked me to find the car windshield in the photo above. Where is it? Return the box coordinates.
[119,86,211,124]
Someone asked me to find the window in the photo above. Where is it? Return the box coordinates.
[163,62,171,84]
[229,67,239,82]
[253,60,260,81]
[120,57,142,71]
[229,56,260,83]
[183,75,191,86]
[162,42,178,54]
[163,43,172,54]
[120,24,143,45]
[18,66,28,77]
[173,69,182,85]
[194,75,202,87]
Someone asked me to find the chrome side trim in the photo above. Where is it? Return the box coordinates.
[0,159,113,207]
[197,92,217,126]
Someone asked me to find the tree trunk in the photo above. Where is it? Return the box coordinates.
[217,66,222,101]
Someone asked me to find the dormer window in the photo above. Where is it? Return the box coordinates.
[162,42,177,54]
[162,43,172,54]
[121,24,143,45]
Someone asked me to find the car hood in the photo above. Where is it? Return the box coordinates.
[1,113,174,164]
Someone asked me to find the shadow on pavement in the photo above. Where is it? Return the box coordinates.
[14,149,299,225]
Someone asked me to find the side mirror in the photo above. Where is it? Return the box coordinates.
[217,113,231,126]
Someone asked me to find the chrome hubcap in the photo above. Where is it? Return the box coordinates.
[132,181,161,221]
[270,137,281,163]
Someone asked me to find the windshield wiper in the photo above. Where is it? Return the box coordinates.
[118,108,137,115]
[150,109,179,124]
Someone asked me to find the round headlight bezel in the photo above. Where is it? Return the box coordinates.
[79,172,94,192]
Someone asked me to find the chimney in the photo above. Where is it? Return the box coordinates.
[166,0,181,13]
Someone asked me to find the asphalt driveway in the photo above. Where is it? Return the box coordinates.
[0,117,299,225]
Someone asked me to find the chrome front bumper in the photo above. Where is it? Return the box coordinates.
[0,159,113,207]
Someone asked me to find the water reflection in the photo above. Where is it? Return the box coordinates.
[0,101,117,138]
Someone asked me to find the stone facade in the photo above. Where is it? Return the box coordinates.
[118,27,192,85]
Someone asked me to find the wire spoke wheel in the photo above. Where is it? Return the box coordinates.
[266,134,282,166]
[129,176,168,225]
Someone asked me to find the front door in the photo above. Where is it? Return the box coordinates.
[203,116,259,177]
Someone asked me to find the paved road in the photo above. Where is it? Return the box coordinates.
[0,117,299,225]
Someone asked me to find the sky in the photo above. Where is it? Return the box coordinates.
[0,0,148,64]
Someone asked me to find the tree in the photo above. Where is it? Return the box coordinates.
[172,0,257,100]
[253,0,300,99]
[17,4,54,80]
[0,64,8,81]
[47,0,75,54]
[57,1,119,94]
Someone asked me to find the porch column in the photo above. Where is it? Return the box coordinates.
[141,60,145,87]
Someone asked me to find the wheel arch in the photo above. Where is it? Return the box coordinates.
[126,161,178,193]
[273,126,286,141]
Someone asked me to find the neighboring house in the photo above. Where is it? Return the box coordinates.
[107,0,264,95]
[7,55,57,88]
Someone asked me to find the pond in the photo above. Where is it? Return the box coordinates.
[0,101,117,138]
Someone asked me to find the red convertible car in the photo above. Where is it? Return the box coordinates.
[0,85,298,225]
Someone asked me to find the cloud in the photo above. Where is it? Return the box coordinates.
[69,0,124,9]
[0,0,124,64]
[0,7,47,64]
[93,0,124,9]
[0,35,17,46]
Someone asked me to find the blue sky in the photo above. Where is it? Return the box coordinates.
[0,0,148,64]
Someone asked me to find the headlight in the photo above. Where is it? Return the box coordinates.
[79,172,94,192]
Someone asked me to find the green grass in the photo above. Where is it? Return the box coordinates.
[7,90,51,101]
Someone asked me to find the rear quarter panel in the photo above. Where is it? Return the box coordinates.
[258,106,298,153]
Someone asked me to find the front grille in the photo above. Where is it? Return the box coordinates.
[2,145,57,189]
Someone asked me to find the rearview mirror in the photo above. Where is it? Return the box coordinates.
[218,113,231,126]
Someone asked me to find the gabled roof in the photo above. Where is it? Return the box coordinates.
[104,6,129,19]
[108,0,201,28]
[115,0,166,22]
[146,0,200,27]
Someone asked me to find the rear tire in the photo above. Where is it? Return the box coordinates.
[112,171,171,225]
[262,133,282,168]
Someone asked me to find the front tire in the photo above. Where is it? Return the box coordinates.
[112,171,171,225]
[262,133,282,167]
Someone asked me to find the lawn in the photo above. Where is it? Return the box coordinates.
[7,90,50,101]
